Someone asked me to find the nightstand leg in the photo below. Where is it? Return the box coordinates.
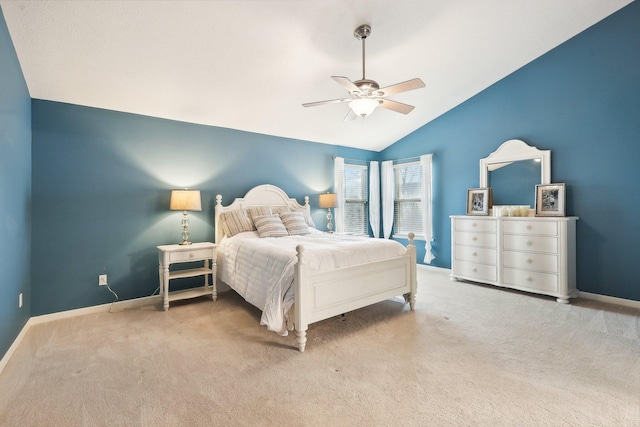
[162,265,170,311]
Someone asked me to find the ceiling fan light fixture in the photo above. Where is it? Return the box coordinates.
[349,98,379,117]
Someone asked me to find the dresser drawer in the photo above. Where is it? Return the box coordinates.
[455,231,497,248]
[453,261,497,282]
[169,248,213,263]
[503,220,557,236]
[454,246,497,265]
[503,251,558,273]
[503,268,558,293]
[503,235,558,254]
[454,219,496,233]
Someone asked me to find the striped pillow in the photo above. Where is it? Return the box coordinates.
[247,206,273,230]
[280,212,310,236]
[253,215,288,238]
[220,209,253,237]
[293,207,316,228]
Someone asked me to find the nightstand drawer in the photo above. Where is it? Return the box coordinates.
[503,251,558,273]
[503,220,557,236]
[503,235,558,254]
[169,248,213,263]
[454,245,497,265]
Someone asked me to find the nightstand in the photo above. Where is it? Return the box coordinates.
[157,242,217,311]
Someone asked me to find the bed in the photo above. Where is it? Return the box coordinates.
[214,184,417,352]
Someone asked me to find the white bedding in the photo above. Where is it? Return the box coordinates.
[217,229,407,335]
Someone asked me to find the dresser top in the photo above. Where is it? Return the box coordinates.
[450,215,578,221]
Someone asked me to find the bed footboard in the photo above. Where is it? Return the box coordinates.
[293,233,417,352]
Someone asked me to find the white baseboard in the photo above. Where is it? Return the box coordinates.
[577,291,640,309]
[28,295,161,325]
[0,319,32,375]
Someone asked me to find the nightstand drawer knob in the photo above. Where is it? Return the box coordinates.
[189,253,195,258]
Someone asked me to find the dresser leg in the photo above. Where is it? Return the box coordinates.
[556,297,570,304]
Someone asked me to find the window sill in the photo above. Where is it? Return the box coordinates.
[392,233,426,241]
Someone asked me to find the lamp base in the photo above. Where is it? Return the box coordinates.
[178,241,193,245]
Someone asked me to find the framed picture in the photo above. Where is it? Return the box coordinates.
[466,188,491,215]
[535,183,566,217]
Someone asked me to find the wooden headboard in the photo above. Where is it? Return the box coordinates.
[214,184,310,244]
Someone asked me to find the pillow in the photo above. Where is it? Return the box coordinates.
[280,212,310,236]
[246,206,273,229]
[253,215,288,238]
[220,209,253,237]
[271,205,290,215]
[293,207,316,228]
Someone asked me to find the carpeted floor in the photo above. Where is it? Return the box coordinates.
[0,268,638,426]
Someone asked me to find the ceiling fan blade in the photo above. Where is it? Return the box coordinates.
[343,109,358,121]
[331,76,361,94]
[302,98,351,108]
[378,78,425,96]
[379,99,415,115]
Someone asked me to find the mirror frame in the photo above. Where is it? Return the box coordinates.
[479,139,551,188]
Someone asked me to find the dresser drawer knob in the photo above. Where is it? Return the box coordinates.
[472,237,477,241]
[527,259,533,264]
[526,225,532,230]
[472,223,477,227]
[526,241,533,246]
[526,277,533,282]
[472,252,477,257]
[472,268,477,272]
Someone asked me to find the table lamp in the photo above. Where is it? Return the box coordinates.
[318,192,337,233]
[170,189,202,245]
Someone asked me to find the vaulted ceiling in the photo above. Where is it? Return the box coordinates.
[1,0,632,151]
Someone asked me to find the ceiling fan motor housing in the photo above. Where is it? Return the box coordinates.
[354,79,380,95]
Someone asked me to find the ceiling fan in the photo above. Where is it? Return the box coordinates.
[303,24,425,121]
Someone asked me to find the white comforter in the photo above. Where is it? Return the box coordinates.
[217,229,407,335]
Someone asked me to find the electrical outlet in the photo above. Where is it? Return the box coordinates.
[19,293,23,308]
[99,274,108,286]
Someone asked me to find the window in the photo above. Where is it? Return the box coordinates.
[393,162,424,237]
[342,164,368,235]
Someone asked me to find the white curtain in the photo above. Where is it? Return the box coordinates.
[368,161,380,238]
[420,154,435,263]
[381,160,394,239]
[333,157,345,234]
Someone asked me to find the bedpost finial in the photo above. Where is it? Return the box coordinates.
[304,196,309,206]
[408,232,415,245]
[216,194,222,204]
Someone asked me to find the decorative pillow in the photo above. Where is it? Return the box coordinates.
[220,209,253,237]
[293,207,316,228]
[280,211,310,236]
[253,215,288,238]
[246,206,273,229]
[271,205,290,215]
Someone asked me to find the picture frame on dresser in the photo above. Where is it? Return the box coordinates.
[466,188,491,215]
[535,183,566,217]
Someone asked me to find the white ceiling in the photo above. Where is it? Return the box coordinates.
[1,0,632,151]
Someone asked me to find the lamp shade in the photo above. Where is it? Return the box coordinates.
[318,193,337,209]
[170,190,202,211]
[349,98,380,117]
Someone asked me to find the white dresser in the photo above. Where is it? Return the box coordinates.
[450,216,578,303]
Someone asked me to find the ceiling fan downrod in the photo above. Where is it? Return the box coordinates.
[353,24,379,94]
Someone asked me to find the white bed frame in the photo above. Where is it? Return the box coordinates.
[214,184,417,352]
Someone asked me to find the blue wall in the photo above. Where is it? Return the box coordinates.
[383,1,640,301]
[0,7,31,358]
[31,101,377,315]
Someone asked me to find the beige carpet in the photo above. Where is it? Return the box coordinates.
[0,268,638,426]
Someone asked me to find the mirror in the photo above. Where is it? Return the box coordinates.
[480,139,551,207]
